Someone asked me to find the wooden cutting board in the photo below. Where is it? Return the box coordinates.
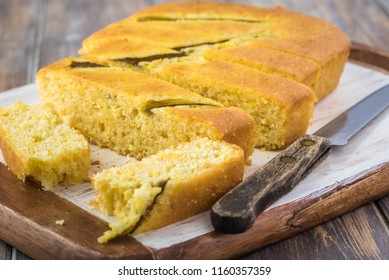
[0,44,388,259]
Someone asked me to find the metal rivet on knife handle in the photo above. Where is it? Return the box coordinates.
[211,135,331,234]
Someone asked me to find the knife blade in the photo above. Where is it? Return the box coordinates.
[211,84,389,234]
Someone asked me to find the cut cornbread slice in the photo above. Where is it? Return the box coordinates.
[149,59,315,149]
[249,37,350,100]
[37,57,257,159]
[0,102,90,190]
[203,45,321,97]
[92,138,244,243]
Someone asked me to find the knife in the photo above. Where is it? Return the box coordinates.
[211,84,389,234]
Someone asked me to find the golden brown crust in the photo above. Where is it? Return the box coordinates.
[130,2,281,21]
[204,45,321,94]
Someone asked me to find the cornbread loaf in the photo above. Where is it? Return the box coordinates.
[37,57,257,159]
[129,1,351,100]
[92,138,244,243]
[0,102,90,190]
[74,1,350,149]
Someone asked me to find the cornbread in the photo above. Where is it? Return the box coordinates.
[30,2,352,242]
[202,45,321,94]
[150,60,315,149]
[37,57,257,159]
[92,138,244,243]
[127,2,350,101]
[79,19,266,55]
[71,1,350,149]
[0,102,90,189]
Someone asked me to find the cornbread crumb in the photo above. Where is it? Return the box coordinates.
[92,138,244,243]
[0,102,91,190]
[55,219,65,225]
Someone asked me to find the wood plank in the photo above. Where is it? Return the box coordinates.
[0,240,11,260]
[377,196,389,223]
[375,0,389,18]
[241,204,389,259]
[0,0,42,259]
[37,0,150,68]
[0,0,40,90]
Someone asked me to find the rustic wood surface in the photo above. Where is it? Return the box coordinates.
[0,0,388,259]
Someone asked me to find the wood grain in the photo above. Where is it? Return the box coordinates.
[241,204,389,259]
[377,196,389,223]
[0,0,389,260]
[0,0,39,89]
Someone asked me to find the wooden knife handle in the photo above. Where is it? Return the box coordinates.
[211,134,331,234]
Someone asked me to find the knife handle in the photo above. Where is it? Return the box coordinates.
[211,134,331,234]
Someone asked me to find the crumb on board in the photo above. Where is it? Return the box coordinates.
[92,160,101,165]
[89,200,98,209]
[55,219,65,225]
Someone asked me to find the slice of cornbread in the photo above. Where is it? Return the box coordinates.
[37,57,257,159]
[203,45,321,96]
[0,102,90,190]
[92,138,244,243]
[249,37,350,100]
[150,59,315,149]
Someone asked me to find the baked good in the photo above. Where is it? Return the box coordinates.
[0,102,90,189]
[129,1,350,100]
[92,138,244,243]
[31,1,351,241]
[149,59,315,149]
[76,1,350,149]
[37,57,257,159]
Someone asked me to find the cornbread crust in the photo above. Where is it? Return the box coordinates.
[92,138,244,242]
[37,57,257,159]
[0,102,90,189]
[80,20,266,55]
[203,45,321,95]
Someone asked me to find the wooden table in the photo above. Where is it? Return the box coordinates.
[0,0,388,260]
